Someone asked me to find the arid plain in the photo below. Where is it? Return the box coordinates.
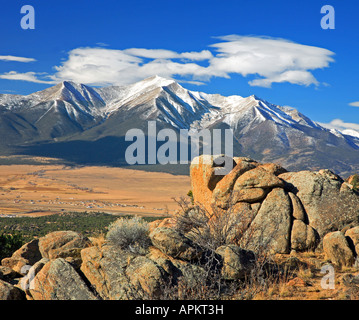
[0,164,191,218]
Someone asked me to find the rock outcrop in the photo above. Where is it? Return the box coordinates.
[240,188,292,254]
[279,170,359,238]
[80,244,135,300]
[0,231,99,300]
[1,239,41,274]
[30,258,97,300]
[126,256,165,298]
[0,279,25,300]
[0,226,256,300]
[39,231,91,264]
[149,227,202,261]
[191,155,359,254]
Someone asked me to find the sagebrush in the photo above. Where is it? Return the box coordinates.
[106,216,151,254]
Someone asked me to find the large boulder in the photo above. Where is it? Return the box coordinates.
[224,202,260,244]
[149,227,203,261]
[323,231,355,267]
[0,279,25,300]
[288,192,306,221]
[279,170,359,237]
[212,158,258,208]
[232,187,268,204]
[258,163,287,176]
[233,166,285,190]
[291,220,319,252]
[146,245,206,290]
[146,246,178,276]
[126,256,165,298]
[241,188,292,254]
[190,155,233,212]
[345,226,359,255]
[39,231,91,262]
[30,258,97,300]
[1,239,41,274]
[216,245,256,280]
[80,244,134,300]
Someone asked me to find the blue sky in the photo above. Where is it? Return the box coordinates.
[1,0,359,132]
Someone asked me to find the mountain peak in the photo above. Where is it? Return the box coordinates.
[61,80,76,85]
[60,80,86,91]
[249,94,260,100]
[141,75,176,87]
[59,80,81,89]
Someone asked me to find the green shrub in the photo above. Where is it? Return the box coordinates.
[0,233,24,260]
[187,190,194,205]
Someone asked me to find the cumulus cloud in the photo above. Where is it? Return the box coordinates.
[349,101,359,107]
[51,48,142,86]
[51,47,210,86]
[2,35,335,88]
[0,55,36,63]
[0,71,52,84]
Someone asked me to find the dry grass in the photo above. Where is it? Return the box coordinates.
[89,232,106,249]
[0,165,190,217]
[253,252,359,300]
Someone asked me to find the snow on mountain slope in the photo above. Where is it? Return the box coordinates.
[0,75,330,134]
[0,75,356,145]
[98,76,175,112]
[33,81,107,116]
[342,129,359,139]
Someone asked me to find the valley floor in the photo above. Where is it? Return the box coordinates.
[0,164,190,218]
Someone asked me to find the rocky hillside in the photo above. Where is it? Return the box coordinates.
[1,156,359,300]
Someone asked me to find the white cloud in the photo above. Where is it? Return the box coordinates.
[123,48,180,60]
[51,47,210,86]
[0,71,52,84]
[177,79,206,86]
[179,50,213,61]
[121,48,213,61]
[349,101,359,107]
[1,35,335,88]
[51,48,142,86]
[249,70,319,88]
[319,119,359,132]
[208,35,334,87]
[0,55,36,63]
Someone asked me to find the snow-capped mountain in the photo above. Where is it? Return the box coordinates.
[0,75,358,176]
[342,129,359,139]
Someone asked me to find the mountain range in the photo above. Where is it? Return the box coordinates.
[0,75,358,176]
